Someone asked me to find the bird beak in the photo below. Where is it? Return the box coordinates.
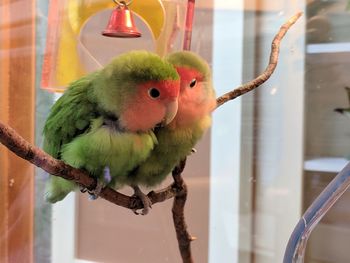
[163,99,178,125]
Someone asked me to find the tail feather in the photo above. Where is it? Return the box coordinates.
[44,176,77,203]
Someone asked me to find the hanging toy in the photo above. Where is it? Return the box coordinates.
[102,0,141,38]
[41,0,165,92]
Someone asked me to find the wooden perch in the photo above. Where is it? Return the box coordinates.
[216,12,302,107]
[0,12,302,263]
[171,158,195,263]
[0,121,178,210]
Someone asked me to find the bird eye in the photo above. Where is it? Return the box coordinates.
[189,79,197,88]
[148,88,160,99]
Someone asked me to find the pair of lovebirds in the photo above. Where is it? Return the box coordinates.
[43,50,216,215]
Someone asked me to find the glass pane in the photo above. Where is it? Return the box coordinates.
[304,1,350,262]
[1,0,350,262]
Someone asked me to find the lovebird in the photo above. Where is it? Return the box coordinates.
[126,51,216,214]
[43,51,180,206]
[334,87,350,118]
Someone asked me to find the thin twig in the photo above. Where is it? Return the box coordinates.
[216,11,302,108]
[171,159,195,263]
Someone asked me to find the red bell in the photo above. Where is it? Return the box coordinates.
[102,2,141,38]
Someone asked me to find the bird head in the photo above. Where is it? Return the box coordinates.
[93,51,180,132]
[166,51,216,128]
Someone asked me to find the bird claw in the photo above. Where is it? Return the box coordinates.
[88,193,98,201]
[79,186,88,193]
[88,180,105,200]
[131,186,152,215]
[132,207,151,216]
[87,166,111,200]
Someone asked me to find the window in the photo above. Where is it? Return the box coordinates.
[1,0,350,262]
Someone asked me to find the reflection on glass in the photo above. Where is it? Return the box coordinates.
[1,0,350,262]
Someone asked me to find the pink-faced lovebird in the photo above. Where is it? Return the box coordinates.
[125,51,216,214]
[43,51,180,206]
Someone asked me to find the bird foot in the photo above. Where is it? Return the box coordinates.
[131,185,152,215]
[88,180,105,200]
[79,186,88,193]
[87,166,111,200]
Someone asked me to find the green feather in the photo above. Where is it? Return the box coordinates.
[104,50,179,83]
[43,73,98,158]
[60,117,157,184]
[166,51,211,81]
[43,51,177,203]
[127,118,211,186]
[125,51,216,187]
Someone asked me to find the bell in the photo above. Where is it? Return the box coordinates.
[102,2,141,38]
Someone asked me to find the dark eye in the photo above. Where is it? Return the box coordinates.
[189,79,197,88]
[148,88,160,99]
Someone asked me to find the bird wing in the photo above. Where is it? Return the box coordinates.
[43,76,98,159]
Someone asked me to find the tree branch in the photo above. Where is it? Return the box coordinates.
[171,159,195,263]
[0,120,177,210]
[0,12,302,263]
[216,11,302,108]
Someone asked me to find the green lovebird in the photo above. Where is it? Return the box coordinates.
[126,51,216,213]
[43,51,180,205]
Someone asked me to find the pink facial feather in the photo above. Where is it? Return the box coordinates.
[169,67,216,129]
[120,80,179,132]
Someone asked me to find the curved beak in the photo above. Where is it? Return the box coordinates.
[163,99,178,125]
